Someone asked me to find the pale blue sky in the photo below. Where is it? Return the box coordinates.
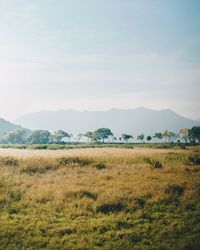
[0,0,199,120]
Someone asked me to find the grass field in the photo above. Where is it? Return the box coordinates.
[0,147,200,250]
[0,142,187,151]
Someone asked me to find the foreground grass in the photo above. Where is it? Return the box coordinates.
[0,147,200,249]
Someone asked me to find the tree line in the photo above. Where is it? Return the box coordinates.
[0,126,199,145]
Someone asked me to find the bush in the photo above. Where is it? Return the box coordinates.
[134,197,146,208]
[21,164,56,174]
[8,205,21,214]
[96,202,125,214]
[57,157,92,166]
[77,190,97,200]
[58,228,75,237]
[165,184,185,196]
[144,157,163,168]
[66,190,97,201]
[95,163,106,170]
[9,191,22,202]
[1,157,18,167]
[187,156,200,165]
[30,145,48,150]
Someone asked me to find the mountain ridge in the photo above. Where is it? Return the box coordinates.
[15,108,199,135]
[0,118,19,134]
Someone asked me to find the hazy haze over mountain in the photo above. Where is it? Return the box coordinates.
[15,108,199,135]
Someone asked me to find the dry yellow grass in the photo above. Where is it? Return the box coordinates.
[0,147,200,249]
[0,147,184,158]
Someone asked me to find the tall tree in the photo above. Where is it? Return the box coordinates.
[93,128,113,143]
[77,133,83,142]
[188,126,200,144]
[84,131,94,142]
[49,130,69,144]
[121,134,133,143]
[137,134,144,143]
[179,128,189,144]
[163,130,177,143]
[153,133,163,141]
[27,130,51,144]
[0,128,30,144]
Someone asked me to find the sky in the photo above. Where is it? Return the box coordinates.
[0,0,200,121]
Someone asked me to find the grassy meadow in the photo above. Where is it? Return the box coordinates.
[0,147,200,249]
[0,142,188,151]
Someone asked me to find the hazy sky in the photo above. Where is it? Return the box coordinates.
[0,0,199,121]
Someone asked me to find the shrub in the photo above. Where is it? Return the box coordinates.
[1,157,18,167]
[134,197,146,208]
[144,157,163,168]
[115,220,132,230]
[29,145,48,150]
[195,183,200,197]
[165,184,185,196]
[8,205,21,214]
[96,201,125,214]
[9,191,22,202]
[95,163,106,170]
[77,190,97,201]
[130,233,143,244]
[66,190,97,201]
[152,161,163,168]
[21,164,56,174]
[58,228,75,237]
[133,194,152,210]
[47,145,65,150]
[57,157,92,166]
[187,156,200,165]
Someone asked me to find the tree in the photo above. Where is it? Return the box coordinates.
[153,133,163,141]
[188,126,200,144]
[137,134,144,142]
[27,130,51,144]
[0,128,30,144]
[93,128,113,143]
[121,134,133,143]
[77,133,83,142]
[112,136,117,143]
[163,130,177,143]
[146,136,152,141]
[179,128,189,144]
[92,132,102,142]
[49,130,69,144]
[68,134,73,142]
[84,131,94,142]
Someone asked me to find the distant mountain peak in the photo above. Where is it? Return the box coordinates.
[0,117,19,134]
[161,108,174,113]
[15,108,198,135]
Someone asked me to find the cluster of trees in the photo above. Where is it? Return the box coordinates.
[0,126,200,145]
[0,128,114,144]
[81,128,113,142]
[134,127,200,144]
[0,129,70,145]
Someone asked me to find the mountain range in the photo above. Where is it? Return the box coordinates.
[0,118,19,135]
[14,108,199,135]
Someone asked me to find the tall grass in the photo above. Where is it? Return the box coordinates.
[0,142,189,151]
[0,147,200,249]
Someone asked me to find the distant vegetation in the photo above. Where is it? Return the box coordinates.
[0,126,200,146]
